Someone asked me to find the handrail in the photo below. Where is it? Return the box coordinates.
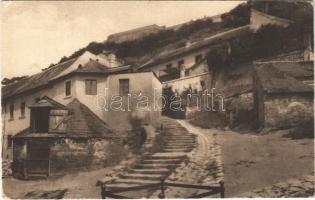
[99,179,224,198]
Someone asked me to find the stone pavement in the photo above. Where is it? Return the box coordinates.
[99,117,198,198]
[239,174,314,197]
[150,120,224,198]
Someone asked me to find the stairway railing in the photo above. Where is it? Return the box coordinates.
[99,179,224,198]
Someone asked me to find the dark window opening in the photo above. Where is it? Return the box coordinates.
[178,60,184,68]
[200,80,206,90]
[185,70,190,76]
[7,135,12,148]
[20,102,26,117]
[30,108,50,133]
[195,54,202,63]
[9,104,14,120]
[119,79,129,96]
[85,79,97,95]
[65,80,72,96]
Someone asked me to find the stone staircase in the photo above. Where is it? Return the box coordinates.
[104,117,196,190]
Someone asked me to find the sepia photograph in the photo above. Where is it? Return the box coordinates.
[1,0,314,198]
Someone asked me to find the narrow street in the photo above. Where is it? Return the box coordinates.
[3,117,313,198]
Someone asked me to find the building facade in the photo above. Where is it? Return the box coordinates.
[2,51,162,161]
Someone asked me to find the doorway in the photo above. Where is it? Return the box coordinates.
[26,140,50,178]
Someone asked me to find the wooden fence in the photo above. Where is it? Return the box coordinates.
[100,179,224,198]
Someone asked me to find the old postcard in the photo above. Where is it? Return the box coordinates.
[1,1,314,199]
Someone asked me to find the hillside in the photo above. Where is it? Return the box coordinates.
[3,0,312,85]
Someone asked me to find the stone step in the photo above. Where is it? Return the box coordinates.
[162,146,194,150]
[142,159,182,164]
[113,179,160,185]
[164,136,194,138]
[105,182,141,190]
[146,155,187,160]
[119,173,165,181]
[164,138,195,140]
[163,144,195,146]
[163,149,192,152]
[132,164,179,170]
[127,169,170,175]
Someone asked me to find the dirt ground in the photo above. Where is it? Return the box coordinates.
[2,124,314,198]
[2,166,115,199]
[215,129,314,197]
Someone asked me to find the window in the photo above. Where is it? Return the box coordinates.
[85,79,97,95]
[119,79,129,96]
[65,80,72,96]
[9,105,14,120]
[195,54,202,63]
[185,69,190,77]
[20,102,26,118]
[7,135,12,148]
[178,60,184,67]
[166,64,172,69]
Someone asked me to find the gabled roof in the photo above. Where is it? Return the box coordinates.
[76,60,132,74]
[14,98,115,139]
[28,96,69,110]
[254,62,313,94]
[2,52,132,100]
[2,58,78,100]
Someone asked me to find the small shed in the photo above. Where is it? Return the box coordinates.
[12,97,118,179]
[253,62,314,129]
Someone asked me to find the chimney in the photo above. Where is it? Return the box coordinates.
[108,53,117,67]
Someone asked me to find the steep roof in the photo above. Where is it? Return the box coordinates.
[14,98,115,139]
[65,99,114,137]
[2,53,131,100]
[28,96,69,110]
[2,58,77,100]
[254,62,313,94]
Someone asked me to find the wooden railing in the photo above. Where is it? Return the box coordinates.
[99,179,224,199]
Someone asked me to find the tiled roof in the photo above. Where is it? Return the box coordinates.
[2,56,132,100]
[139,25,251,70]
[76,60,132,74]
[254,62,313,94]
[2,58,78,100]
[28,96,69,110]
[66,99,113,138]
[14,98,115,139]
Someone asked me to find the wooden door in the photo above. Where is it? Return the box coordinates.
[26,141,50,177]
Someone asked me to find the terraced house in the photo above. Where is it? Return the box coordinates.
[1,51,162,178]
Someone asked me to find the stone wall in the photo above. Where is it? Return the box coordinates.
[264,94,314,129]
[12,137,127,179]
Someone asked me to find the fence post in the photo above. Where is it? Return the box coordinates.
[158,179,165,199]
[219,181,225,198]
[101,184,107,199]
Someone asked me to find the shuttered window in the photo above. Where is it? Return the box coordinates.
[119,79,129,96]
[85,79,97,95]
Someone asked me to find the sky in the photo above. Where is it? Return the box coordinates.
[1,1,244,79]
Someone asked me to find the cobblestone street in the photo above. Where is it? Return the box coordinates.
[150,119,224,198]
